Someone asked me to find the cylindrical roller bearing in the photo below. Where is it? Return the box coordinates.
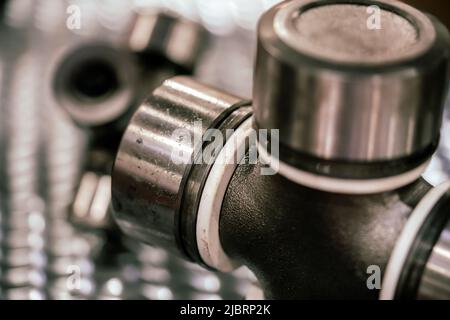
[112,76,252,265]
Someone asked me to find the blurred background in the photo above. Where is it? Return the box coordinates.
[0,0,448,300]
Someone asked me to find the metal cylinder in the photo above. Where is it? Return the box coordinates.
[112,76,251,255]
[128,11,208,71]
[418,218,450,299]
[382,181,450,300]
[253,0,450,166]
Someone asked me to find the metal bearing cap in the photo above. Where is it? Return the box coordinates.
[112,77,252,271]
[71,171,113,230]
[381,180,450,300]
[254,0,450,194]
[53,43,139,127]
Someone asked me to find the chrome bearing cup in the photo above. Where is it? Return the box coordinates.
[254,0,450,189]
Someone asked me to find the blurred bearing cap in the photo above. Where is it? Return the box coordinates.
[128,11,208,71]
[53,42,138,127]
[71,172,113,230]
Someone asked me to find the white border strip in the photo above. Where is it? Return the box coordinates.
[380,180,450,300]
[258,142,430,195]
[196,117,253,272]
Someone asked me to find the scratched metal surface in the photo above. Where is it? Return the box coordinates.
[423,96,450,186]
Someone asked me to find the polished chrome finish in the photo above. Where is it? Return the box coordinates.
[417,218,450,299]
[112,76,246,250]
[278,2,434,65]
[53,43,138,127]
[254,0,450,162]
[128,12,208,70]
